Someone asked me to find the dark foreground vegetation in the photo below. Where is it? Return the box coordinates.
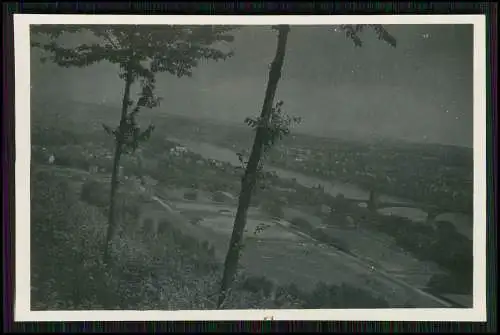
[31,164,391,310]
[287,195,473,296]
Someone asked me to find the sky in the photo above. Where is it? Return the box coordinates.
[31,24,474,147]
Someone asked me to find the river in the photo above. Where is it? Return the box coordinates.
[169,137,472,236]
[170,137,408,201]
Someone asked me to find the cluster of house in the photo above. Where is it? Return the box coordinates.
[168,145,188,157]
[275,147,312,163]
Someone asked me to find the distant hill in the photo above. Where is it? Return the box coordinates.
[30,98,473,163]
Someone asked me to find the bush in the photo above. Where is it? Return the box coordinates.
[31,171,115,310]
[312,229,351,253]
[302,282,389,309]
[32,125,81,147]
[290,217,312,232]
[427,272,472,296]
[121,197,141,221]
[212,191,229,203]
[183,190,198,201]
[310,228,327,240]
[370,213,473,277]
[262,200,285,219]
[239,275,275,296]
[81,180,110,207]
[51,146,93,171]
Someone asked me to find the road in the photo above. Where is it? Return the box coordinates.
[279,225,452,307]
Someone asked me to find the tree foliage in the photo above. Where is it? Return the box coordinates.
[32,24,236,152]
[244,100,302,155]
[31,24,237,263]
[339,24,397,48]
[31,25,235,72]
[241,100,301,190]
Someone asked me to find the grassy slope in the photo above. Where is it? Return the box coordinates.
[31,163,392,310]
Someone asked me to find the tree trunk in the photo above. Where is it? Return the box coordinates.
[217,25,290,308]
[103,65,133,264]
[368,189,378,212]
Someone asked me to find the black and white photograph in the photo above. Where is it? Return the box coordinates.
[15,15,486,321]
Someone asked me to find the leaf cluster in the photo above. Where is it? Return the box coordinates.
[242,100,301,185]
[339,24,397,48]
[244,100,302,156]
[101,78,158,154]
[31,25,236,77]
[32,25,236,155]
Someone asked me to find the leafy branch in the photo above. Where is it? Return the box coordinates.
[242,100,301,191]
[339,24,397,48]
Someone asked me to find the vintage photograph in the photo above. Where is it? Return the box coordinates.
[16,15,486,321]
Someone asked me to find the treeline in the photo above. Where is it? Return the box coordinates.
[260,191,473,297]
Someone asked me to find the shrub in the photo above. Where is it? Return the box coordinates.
[371,212,472,276]
[427,272,472,296]
[142,218,155,235]
[290,217,312,232]
[239,275,275,296]
[81,180,109,207]
[310,228,328,241]
[31,147,49,164]
[122,198,141,221]
[302,282,389,309]
[212,191,230,203]
[51,146,92,171]
[32,125,81,147]
[309,229,351,254]
[327,237,351,254]
[157,219,171,235]
[31,171,115,310]
[262,200,285,219]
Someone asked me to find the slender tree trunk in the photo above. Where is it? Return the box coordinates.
[217,25,290,308]
[368,189,379,212]
[103,65,134,264]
